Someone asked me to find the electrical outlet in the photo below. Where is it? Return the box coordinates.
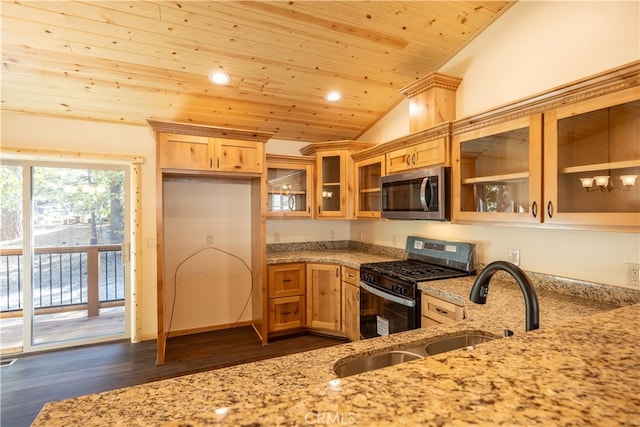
[329,230,335,240]
[626,263,640,286]
[206,234,214,245]
[274,232,280,243]
[508,249,520,266]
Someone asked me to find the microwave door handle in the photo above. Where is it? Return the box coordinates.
[360,282,416,308]
[419,177,431,211]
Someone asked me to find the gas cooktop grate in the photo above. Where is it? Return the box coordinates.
[360,260,468,283]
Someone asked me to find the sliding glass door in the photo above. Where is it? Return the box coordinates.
[0,162,130,353]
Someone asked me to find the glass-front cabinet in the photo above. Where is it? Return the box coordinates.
[300,141,375,219]
[354,155,385,218]
[452,114,543,224]
[266,154,314,218]
[544,88,640,228]
[318,151,346,217]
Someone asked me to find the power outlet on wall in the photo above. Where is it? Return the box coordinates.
[206,234,214,245]
[626,263,640,287]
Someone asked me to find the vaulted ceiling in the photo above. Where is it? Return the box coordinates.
[1,1,513,142]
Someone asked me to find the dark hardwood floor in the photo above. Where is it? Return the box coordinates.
[0,327,347,427]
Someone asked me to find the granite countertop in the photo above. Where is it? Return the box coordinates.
[33,249,640,426]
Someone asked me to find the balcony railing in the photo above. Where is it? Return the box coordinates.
[0,245,125,316]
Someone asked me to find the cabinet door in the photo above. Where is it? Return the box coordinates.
[266,161,313,218]
[306,264,341,330]
[355,156,385,218]
[386,138,446,174]
[269,295,305,332]
[268,263,305,298]
[543,88,640,229]
[341,267,360,341]
[158,133,212,170]
[213,138,264,173]
[452,115,543,224]
[316,151,347,218]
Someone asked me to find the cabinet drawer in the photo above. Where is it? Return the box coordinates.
[269,295,305,332]
[268,263,305,298]
[422,295,465,325]
[342,266,359,286]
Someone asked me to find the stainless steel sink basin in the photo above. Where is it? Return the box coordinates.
[334,350,423,378]
[424,334,495,356]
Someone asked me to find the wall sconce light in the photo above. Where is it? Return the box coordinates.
[580,174,638,191]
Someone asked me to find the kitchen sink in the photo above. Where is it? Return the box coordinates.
[333,332,498,378]
[424,334,496,356]
[334,350,424,378]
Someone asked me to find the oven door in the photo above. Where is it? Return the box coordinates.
[359,281,419,339]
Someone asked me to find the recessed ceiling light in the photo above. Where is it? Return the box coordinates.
[326,91,341,102]
[209,71,231,85]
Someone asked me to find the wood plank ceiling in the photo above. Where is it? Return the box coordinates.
[1,1,513,142]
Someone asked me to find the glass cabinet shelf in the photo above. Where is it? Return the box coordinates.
[462,172,529,185]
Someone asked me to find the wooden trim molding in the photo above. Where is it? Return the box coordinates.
[266,154,315,166]
[452,60,640,135]
[0,147,144,164]
[399,72,463,98]
[147,118,273,142]
[299,140,376,156]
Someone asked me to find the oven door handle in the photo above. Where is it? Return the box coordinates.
[360,282,416,308]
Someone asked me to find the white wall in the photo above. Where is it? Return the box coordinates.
[163,178,253,333]
[356,1,640,288]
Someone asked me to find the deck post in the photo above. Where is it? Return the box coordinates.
[87,247,99,317]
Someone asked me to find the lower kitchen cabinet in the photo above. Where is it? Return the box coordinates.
[268,263,305,334]
[421,294,465,327]
[341,266,360,341]
[306,263,341,331]
[269,295,305,332]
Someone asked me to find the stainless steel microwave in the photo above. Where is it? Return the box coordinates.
[380,166,450,220]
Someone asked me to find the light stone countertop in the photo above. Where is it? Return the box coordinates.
[33,249,640,426]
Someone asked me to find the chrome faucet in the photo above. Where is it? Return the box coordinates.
[469,261,540,331]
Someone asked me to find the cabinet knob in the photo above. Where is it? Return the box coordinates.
[547,201,553,218]
[531,201,538,218]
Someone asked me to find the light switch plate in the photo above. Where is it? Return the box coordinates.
[508,249,520,266]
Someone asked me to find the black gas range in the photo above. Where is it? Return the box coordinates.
[359,236,476,339]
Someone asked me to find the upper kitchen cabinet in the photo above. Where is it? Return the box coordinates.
[266,154,314,218]
[452,114,543,224]
[544,87,640,229]
[451,61,640,231]
[384,123,452,174]
[352,146,387,219]
[384,71,459,174]
[399,72,461,134]
[300,141,375,219]
[214,138,264,173]
[149,119,269,175]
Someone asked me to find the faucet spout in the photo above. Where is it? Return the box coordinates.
[469,261,539,331]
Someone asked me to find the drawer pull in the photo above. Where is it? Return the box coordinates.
[435,307,449,315]
[282,279,292,283]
